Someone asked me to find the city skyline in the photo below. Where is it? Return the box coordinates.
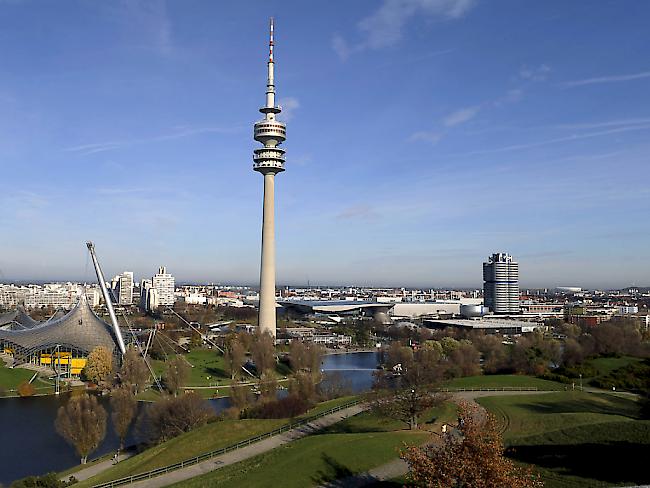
[0,1,649,288]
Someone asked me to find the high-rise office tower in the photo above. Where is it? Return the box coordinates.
[253,18,286,338]
[152,266,175,306]
[483,252,520,314]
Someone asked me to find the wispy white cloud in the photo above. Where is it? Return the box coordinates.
[443,105,481,127]
[66,125,242,156]
[519,64,551,82]
[554,117,650,130]
[409,130,443,144]
[561,70,650,88]
[449,123,650,157]
[333,0,475,59]
[278,97,300,121]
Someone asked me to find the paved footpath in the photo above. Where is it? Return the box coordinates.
[124,404,367,488]
[60,451,134,483]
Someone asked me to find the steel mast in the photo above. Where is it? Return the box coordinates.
[86,241,127,355]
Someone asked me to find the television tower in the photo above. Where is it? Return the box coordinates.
[253,18,286,337]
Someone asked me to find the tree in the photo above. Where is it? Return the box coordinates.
[448,343,481,377]
[258,373,278,402]
[372,385,444,430]
[289,340,308,371]
[251,331,276,376]
[141,392,215,443]
[289,371,318,403]
[224,339,246,380]
[401,401,543,487]
[84,346,114,387]
[473,334,507,374]
[55,393,107,464]
[387,342,414,371]
[119,347,150,393]
[229,382,253,412]
[163,356,190,396]
[306,343,324,375]
[110,387,137,450]
[562,338,584,367]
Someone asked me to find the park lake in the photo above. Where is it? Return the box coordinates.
[0,351,380,484]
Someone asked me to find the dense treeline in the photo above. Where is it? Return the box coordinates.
[382,318,650,383]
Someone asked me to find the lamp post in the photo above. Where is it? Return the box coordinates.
[579,373,583,392]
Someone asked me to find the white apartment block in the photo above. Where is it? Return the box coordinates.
[152,266,175,307]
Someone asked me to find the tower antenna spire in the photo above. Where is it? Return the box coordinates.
[269,17,274,63]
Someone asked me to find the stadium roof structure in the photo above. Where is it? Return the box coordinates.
[0,306,41,330]
[0,295,120,360]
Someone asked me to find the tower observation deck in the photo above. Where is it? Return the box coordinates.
[253,18,286,174]
[254,18,285,338]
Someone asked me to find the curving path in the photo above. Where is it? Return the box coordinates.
[121,404,367,488]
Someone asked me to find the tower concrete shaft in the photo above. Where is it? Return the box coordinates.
[253,18,286,337]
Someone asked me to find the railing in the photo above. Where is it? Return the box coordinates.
[91,399,361,488]
[437,387,540,392]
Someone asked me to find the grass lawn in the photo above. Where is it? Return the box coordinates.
[445,374,564,391]
[73,395,359,486]
[171,431,429,488]
[183,349,230,386]
[75,418,287,487]
[587,356,643,377]
[477,391,639,440]
[323,401,458,434]
[477,391,649,487]
[0,362,36,393]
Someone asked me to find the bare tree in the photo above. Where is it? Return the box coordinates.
[258,373,278,402]
[289,340,308,371]
[306,343,324,375]
[83,346,114,388]
[229,382,253,412]
[251,331,276,376]
[371,385,445,430]
[119,347,150,394]
[449,343,481,377]
[163,356,190,396]
[289,371,318,403]
[110,387,137,450]
[55,393,107,464]
[224,339,246,380]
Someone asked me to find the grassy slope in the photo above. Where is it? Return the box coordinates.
[587,356,643,377]
[172,431,428,488]
[74,396,359,486]
[446,374,564,391]
[478,391,648,487]
[175,403,460,487]
[0,362,36,392]
[75,418,286,487]
[477,391,639,440]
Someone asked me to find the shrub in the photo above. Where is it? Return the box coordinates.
[245,394,312,419]
[17,381,35,397]
[10,472,69,487]
[140,392,215,443]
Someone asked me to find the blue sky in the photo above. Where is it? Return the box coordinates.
[0,0,648,289]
